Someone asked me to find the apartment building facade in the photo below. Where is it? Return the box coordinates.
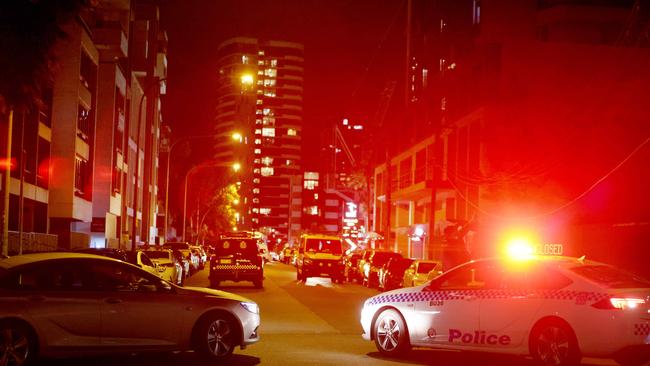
[215,37,304,241]
[373,0,646,264]
[2,0,167,253]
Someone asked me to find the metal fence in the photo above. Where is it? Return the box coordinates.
[8,232,59,255]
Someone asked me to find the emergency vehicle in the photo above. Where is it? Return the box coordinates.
[360,244,650,366]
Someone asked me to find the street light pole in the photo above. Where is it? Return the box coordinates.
[165,133,241,241]
[181,161,240,242]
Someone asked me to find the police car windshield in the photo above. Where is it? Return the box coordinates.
[215,239,258,256]
[571,265,650,289]
[305,239,342,254]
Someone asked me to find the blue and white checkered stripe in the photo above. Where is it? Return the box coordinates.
[367,289,609,306]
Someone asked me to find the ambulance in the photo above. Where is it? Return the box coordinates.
[360,242,650,366]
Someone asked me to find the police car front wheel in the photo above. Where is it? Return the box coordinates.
[530,319,581,366]
[374,309,411,356]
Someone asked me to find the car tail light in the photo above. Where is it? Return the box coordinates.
[592,297,646,310]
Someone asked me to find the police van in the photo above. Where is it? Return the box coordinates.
[360,242,650,366]
[296,234,345,283]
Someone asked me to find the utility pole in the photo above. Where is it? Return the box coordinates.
[1,109,13,257]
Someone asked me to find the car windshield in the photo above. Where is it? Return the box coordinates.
[571,265,650,289]
[305,239,342,254]
[417,262,438,273]
[146,251,170,259]
[215,239,258,256]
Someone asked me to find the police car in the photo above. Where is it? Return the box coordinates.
[360,248,650,366]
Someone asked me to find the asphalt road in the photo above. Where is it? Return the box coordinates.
[40,261,623,366]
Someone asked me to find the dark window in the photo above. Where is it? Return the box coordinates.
[4,261,90,291]
[80,51,96,91]
[90,262,161,292]
[75,156,89,198]
[78,104,91,141]
[36,137,50,188]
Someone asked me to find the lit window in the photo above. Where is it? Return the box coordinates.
[261,167,274,176]
[257,70,264,75]
[254,149,261,154]
[252,218,259,223]
[260,208,271,215]
[257,80,263,85]
[263,117,275,125]
[258,50,265,56]
[304,172,319,180]
[263,79,276,87]
[253,159,260,164]
[253,198,259,204]
[304,180,318,190]
[242,55,249,64]
[255,138,261,144]
[304,205,318,215]
[423,68,429,88]
[270,59,277,67]
[264,90,276,97]
[314,193,319,200]
[342,118,349,126]
[286,159,291,166]
[253,178,260,184]
[262,156,273,166]
[254,168,260,174]
[257,60,264,66]
[255,129,261,135]
[256,119,262,125]
[263,108,272,115]
[264,68,277,78]
[287,128,297,136]
[353,125,363,130]
[252,208,259,213]
[262,128,275,137]
[256,99,263,105]
[253,188,260,194]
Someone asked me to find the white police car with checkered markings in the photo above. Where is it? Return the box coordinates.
[361,254,650,366]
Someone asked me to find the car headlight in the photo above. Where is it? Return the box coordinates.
[241,302,259,314]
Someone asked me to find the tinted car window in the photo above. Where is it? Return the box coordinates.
[435,262,501,290]
[2,260,91,291]
[140,253,154,267]
[571,265,650,289]
[147,251,171,260]
[91,262,160,292]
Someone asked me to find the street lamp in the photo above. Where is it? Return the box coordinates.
[163,131,242,241]
[182,161,240,242]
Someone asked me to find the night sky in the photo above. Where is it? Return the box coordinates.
[162,0,406,169]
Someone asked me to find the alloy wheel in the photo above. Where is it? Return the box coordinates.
[376,316,400,352]
[535,325,570,366]
[0,326,30,366]
[206,319,232,357]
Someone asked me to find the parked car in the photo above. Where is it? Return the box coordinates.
[402,259,442,287]
[164,242,200,274]
[190,245,208,270]
[378,257,414,291]
[173,249,191,280]
[146,248,183,285]
[363,251,403,288]
[126,250,159,277]
[344,252,363,283]
[0,253,260,364]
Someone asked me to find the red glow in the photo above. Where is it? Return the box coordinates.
[0,158,17,171]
